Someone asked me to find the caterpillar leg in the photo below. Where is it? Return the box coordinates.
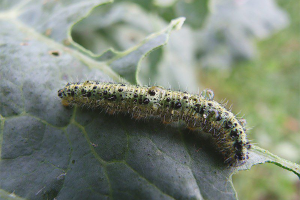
[132,115,142,120]
[161,114,173,124]
[187,126,198,131]
[106,108,115,115]
[61,99,70,107]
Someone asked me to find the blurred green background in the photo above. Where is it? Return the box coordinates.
[72,0,300,199]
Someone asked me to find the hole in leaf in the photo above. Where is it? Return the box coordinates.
[49,50,60,57]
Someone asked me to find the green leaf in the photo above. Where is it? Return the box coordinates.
[103,17,185,85]
[0,1,298,200]
[71,3,186,85]
[72,3,200,91]
[240,145,300,178]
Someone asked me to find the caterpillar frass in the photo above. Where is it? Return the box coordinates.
[58,81,251,166]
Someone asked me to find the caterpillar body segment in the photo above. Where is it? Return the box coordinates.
[58,81,251,166]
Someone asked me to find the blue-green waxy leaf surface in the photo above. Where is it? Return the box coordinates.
[0,1,298,200]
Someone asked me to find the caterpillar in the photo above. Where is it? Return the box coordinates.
[58,81,251,166]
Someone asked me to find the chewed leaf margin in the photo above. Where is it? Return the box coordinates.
[68,2,186,84]
[235,145,300,179]
[250,145,299,177]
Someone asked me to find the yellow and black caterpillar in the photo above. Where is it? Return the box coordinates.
[58,81,251,166]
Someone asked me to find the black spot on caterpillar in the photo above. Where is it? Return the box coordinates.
[58,81,251,166]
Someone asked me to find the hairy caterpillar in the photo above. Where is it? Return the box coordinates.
[58,81,251,166]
